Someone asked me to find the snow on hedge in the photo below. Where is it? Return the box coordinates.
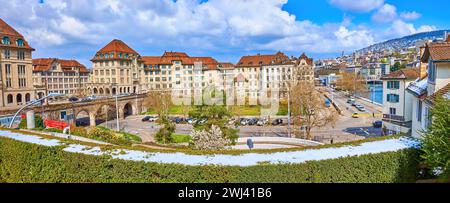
[0,130,419,166]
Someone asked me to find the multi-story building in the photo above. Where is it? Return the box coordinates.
[235,52,314,102]
[408,36,450,138]
[381,68,420,135]
[88,39,235,100]
[32,58,90,97]
[0,18,38,108]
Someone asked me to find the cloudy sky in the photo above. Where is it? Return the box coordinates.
[1,0,448,66]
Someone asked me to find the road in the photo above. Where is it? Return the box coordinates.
[97,87,384,144]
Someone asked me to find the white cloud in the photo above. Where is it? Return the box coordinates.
[386,20,436,38]
[0,0,439,61]
[329,0,384,12]
[400,11,422,21]
[372,4,397,23]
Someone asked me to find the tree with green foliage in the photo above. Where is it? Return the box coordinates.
[390,62,405,73]
[420,96,450,179]
[155,118,175,144]
[189,105,238,146]
[19,115,45,129]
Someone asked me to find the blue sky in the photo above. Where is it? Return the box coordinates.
[1,0,448,66]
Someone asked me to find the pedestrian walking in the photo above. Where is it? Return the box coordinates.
[372,112,375,118]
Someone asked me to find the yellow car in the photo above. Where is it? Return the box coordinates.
[352,113,360,118]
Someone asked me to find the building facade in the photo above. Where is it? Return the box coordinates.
[381,68,419,135]
[0,18,38,108]
[408,37,450,138]
[32,58,90,97]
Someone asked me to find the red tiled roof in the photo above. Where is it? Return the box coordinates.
[218,62,235,69]
[381,68,420,80]
[92,39,139,61]
[192,57,219,70]
[236,52,293,67]
[0,18,34,50]
[421,42,450,62]
[426,83,450,104]
[298,53,313,66]
[33,58,89,73]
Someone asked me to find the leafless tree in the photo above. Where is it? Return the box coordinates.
[335,72,366,96]
[291,82,337,140]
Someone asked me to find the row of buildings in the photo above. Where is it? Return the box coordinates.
[381,35,450,138]
[1,18,314,109]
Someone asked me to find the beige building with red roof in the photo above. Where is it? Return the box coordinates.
[32,58,90,97]
[88,39,236,103]
[235,52,314,103]
[0,18,39,108]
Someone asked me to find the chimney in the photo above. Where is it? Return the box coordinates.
[419,43,428,79]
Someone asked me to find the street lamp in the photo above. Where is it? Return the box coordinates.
[112,84,120,131]
[8,93,65,128]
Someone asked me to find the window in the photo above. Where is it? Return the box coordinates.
[2,36,10,45]
[7,94,13,104]
[428,60,436,83]
[389,108,396,115]
[387,81,400,89]
[417,100,422,122]
[387,94,399,103]
[4,49,10,59]
[16,39,24,46]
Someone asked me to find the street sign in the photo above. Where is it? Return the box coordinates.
[246,138,254,150]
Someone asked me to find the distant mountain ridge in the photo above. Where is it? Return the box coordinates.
[356,30,450,54]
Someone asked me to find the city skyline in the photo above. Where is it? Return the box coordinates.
[1,0,449,66]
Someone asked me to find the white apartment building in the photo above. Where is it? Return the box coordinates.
[33,58,90,97]
[408,37,450,138]
[381,68,419,134]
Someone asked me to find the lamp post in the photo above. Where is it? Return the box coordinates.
[112,84,120,131]
[8,93,64,128]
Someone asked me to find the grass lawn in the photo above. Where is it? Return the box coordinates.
[171,133,191,143]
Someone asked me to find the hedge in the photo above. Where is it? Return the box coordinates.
[0,137,419,183]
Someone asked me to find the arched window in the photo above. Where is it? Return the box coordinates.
[16,94,22,104]
[7,94,13,104]
[25,93,31,102]
[2,36,10,45]
[16,39,24,46]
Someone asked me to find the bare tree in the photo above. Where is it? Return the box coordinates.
[146,90,172,119]
[335,72,366,96]
[291,82,337,140]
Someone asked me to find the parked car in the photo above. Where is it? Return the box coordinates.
[142,116,151,122]
[148,116,158,122]
[352,112,360,118]
[356,104,366,112]
[373,120,383,128]
[174,117,185,124]
[68,97,79,102]
[248,118,258,126]
[198,118,207,125]
[272,118,283,125]
[257,118,268,126]
[186,118,195,124]
[351,101,358,106]
[347,98,355,104]
[240,118,249,126]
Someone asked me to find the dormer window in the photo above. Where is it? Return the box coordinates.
[2,36,10,45]
[119,53,123,58]
[16,39,24,46]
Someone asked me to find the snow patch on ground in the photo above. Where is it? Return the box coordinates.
[0,130,419,167]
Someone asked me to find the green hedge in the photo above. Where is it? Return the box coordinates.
[0,137,419,183]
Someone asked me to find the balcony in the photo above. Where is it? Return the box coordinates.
[383,114,405,122]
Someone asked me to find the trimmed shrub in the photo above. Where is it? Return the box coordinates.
[0,137,419,183]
